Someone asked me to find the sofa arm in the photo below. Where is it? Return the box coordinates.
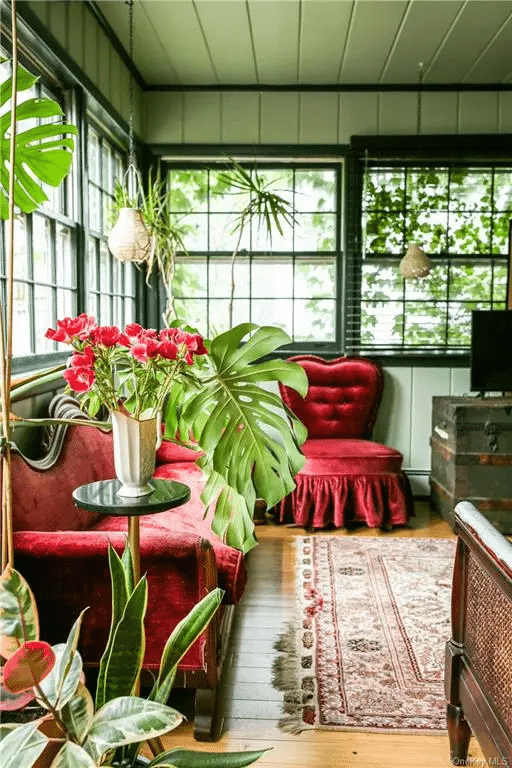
[14,529,219,674]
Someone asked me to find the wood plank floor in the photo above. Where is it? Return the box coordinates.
[157,503,485,768]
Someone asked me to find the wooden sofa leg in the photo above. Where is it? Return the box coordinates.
[447,703,472,765]
[193,687,219,741]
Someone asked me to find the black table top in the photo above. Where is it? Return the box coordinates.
[72,478,191,517]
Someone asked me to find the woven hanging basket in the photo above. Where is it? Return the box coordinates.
[107,207,153,263]
[399,242,432,279]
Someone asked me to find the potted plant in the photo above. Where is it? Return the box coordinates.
[0,545,268,767]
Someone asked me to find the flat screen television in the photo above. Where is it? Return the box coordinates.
[471,310,512,393]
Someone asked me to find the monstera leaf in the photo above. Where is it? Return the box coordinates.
[0,59,77,219]
[175,324,308,552]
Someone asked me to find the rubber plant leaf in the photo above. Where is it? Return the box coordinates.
[0,566,39,660]
[0,721,49,768]
[150,587,223,704]
[0,679,36,711]
[48,740,97,768]
[83,696,183,763]
[148,747,271,768]
[0,60,77,219]
[61,681,95,744]
[37,642,83,711]
[2,640,55,693]
[95,544,131,711]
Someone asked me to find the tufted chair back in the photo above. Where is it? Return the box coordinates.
[279,355,384,440]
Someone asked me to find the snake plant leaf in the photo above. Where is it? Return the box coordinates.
[37,642,82,710]
[48,741,97,768]
[101,575,148,705]
[96,545,131,711]
[0,61,77,219]
[84,696,183,763]
[148,747,271,768]
[0,566,39,660]
[181,324,307,513]
[61,681,95,744]
[150,588,223,704]
[0,721,49,768]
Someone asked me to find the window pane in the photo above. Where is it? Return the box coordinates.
[362,262,404,301]
[294,261,335,299]
[253,260,293,298]
[294,214,336,251]
[294,170,336,212]
[209,258,249,298]
[88,130,100,184]
[449,169,492,212]
[494,171,512,211]
[365,169,405,210]
[363,212,404,254]
[33,215,53,283]
[13,282,31,355]
[13,216,28,280]
[173,259,207,297]
[173,298,208,334]
[56,224,74,287]
[34,285,54,353]
[57,288,74,319]
[449,212,491,254]
[170,169,209,212]
[87,238,97,291]
[403,302,447,346]
[360,301,404,346]
[407,168,449,211]
[251,299,292,334]
[294,299,335,341]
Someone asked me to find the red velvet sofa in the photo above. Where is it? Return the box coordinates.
[9,394,247,741]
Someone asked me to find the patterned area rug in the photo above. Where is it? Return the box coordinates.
[272,536,456,733]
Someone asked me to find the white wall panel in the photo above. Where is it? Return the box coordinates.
[450,367,471,396]
[379,92,418,134]
[419,92,458,134]
[260,93,299,144]
[499,92,512,132]
[48,1,68,50]
[373,366,413,466]
[68,2,85,72]
[28,1,49,27]
[98,29,112,107]
[458,92,499,133]
[221,93,260,145]
[183,93,221,143]
[83,15,99,88]
[299,93,338,144]
[144,93,183,144]
[410,367,450,472]
[338,92,379,144]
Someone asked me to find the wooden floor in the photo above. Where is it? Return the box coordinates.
[157,502,485,768]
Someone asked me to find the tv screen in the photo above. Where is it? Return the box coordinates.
[471,310,512,393]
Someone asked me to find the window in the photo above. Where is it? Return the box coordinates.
[86,125,136,326]
[1,80,79,365]
[165,162,341,344]
[346,163,511,356]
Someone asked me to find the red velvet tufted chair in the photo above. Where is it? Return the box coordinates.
[278,355,414,529]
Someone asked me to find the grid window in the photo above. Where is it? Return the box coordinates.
[1,78,78,361]
[348,164,511,355]
[167,163,340,342]
[86,125,136,326]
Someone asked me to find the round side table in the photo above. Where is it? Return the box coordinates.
[72,478,191,583]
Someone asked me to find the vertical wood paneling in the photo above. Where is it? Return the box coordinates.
[410,367,450,472]
[68,2,85,72]
[28,1,50,26]
[419,92,458,134]
[373,366,413,466]
[299,93,338,144]
[221,93,260,145]
[98,29,112,106]
[183,93,221,143]
[450,367,471,395]
[133,84,144,137]
[499,92,512,132]
[458,92,499,133]
[48,1,68,49]
[338,92,379,143]
[260,93,299,144]
[379,92,418,134]
[110,52,123,119]
[83,10,99,87]
[144,92,183,144]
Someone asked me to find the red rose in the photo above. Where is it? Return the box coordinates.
[69,346,95,368]
[91,326,122,347]
[157,340,178,360]
[45,314,97,344]
[124,323,143,339]
[63,365,96,392]
[131,338,159,363]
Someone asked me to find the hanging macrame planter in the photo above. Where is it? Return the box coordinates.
[107,207,153,263]
[399,242,432,279]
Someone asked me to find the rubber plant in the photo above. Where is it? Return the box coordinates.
[0,545,268,768]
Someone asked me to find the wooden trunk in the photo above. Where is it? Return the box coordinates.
[430,396,512,533]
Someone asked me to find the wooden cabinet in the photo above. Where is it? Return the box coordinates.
[430,395,512,533]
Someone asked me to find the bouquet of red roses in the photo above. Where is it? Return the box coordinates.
[45,314,207,420]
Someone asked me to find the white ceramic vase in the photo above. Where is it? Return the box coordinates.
[111,410,159,497]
